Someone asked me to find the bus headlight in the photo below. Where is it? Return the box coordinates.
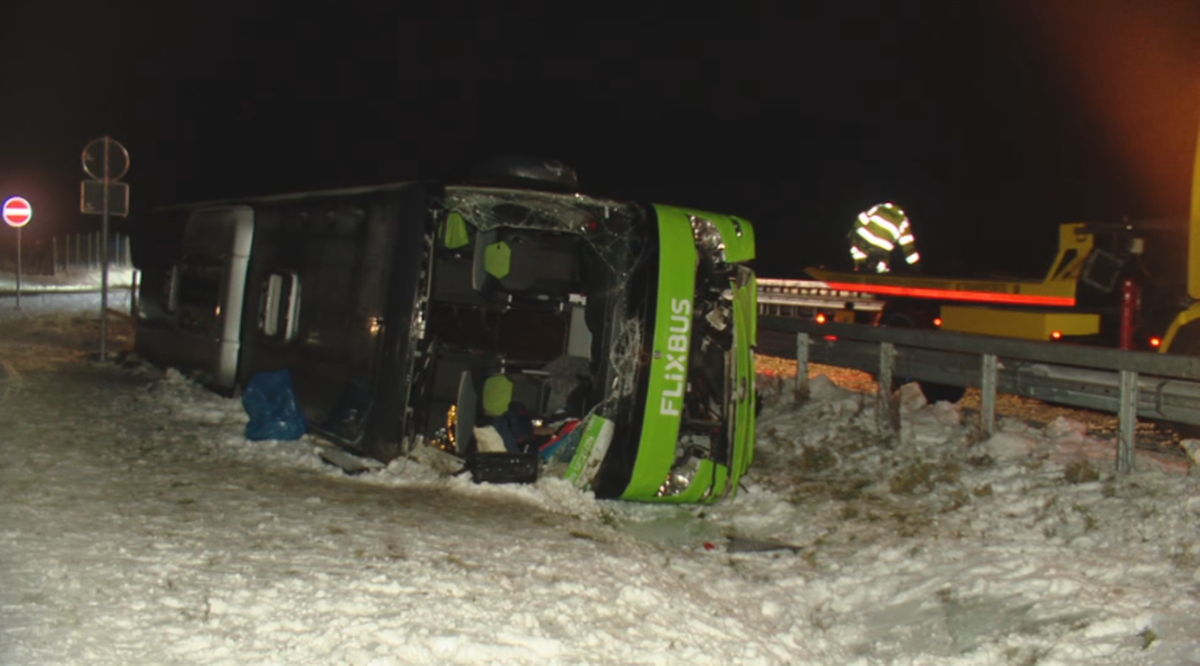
[689,215,727,264]
[657,457,701,497]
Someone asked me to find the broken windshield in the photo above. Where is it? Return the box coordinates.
[441,186,648,287]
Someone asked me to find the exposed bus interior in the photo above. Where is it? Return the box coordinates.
[404,188,747,499]
[409,188,645,458]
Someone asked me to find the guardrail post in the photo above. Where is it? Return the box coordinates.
[795,333,810,401]
[130,269,140,317]
[878,342,898,437]
[1117,369,1138,473]
[981,353,998,439]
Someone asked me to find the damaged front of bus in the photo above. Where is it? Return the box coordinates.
[596,205,758,503]
[413,187,756,504]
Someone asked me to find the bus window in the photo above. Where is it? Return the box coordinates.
[259,271,301,341]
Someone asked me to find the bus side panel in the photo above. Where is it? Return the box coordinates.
[239,198,393,447]
[236,185,430,457]
[367,185,433,460]
[132,209,190,370]
[135,206,253,392]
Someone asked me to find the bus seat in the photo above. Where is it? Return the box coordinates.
[473,229,579,301]
[482,371,552,418]
[454,371,478,454]
[482,374,514,416]
[442,211,471,250]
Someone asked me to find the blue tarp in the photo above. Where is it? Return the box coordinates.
[242,369,308,441]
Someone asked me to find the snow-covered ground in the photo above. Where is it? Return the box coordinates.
[0,266,136,294]
[2,302,1200,665]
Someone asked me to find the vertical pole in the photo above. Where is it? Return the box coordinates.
[100,136,110,361]
[15,227,22,310]
[878,342,898,438]
[1119,279,1139,350]
[1117,369,1139,473]
[794,333,810,402]
[130,269,139,317]
[52,236,58,276]
[980,353,998,439]
[124,235,132,268]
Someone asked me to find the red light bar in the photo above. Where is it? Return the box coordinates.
[824,281,1076,307]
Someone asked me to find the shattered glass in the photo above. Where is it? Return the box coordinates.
[408,186,748,498]
[440,187,647,286]
[425,187,656,417]
[607,317,643,400]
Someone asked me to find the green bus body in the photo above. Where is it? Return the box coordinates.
[621,205,757,503]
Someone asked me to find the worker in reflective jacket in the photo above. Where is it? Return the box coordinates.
[849,202,921,273]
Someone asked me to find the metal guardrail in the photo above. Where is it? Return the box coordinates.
[758,316,1200,473]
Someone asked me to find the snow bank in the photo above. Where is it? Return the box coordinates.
[3,351,1200,664]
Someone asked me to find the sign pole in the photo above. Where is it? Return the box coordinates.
[80,134,130,359]
[3,196,33,306]
[15,226,21,310]
[100,136,110,361]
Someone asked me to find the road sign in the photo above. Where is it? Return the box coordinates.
[79,136,131,362]
[81,180,130,217]
[3,196,32,227]
[82,136,130,181]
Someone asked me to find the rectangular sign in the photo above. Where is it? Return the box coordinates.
[80,180,130,217]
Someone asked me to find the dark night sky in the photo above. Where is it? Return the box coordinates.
[1,2,1198,279]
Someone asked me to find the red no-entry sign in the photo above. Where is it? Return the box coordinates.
[3,196,32,228]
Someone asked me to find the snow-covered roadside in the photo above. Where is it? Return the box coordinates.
[0,267,136,294]
[2,324,1200,664]
[725,376,1200,664]
[1,364,801,665]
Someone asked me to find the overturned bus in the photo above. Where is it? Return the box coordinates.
[132,171,758,503]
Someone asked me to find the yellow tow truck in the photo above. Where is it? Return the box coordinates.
[805,117,1200,358]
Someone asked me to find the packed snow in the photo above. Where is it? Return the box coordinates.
[2,294,1200,665]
